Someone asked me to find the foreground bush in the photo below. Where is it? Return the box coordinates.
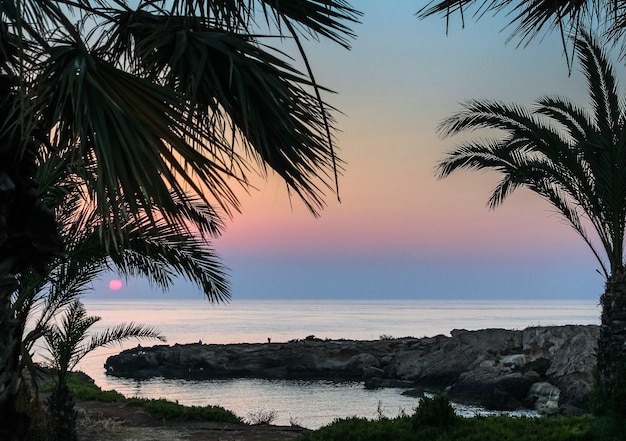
[300,395,603,441]
[411,394,458,428]
[301,414,595,441]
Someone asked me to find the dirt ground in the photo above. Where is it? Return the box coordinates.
[75,399,310,441]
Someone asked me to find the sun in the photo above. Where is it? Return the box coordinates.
[108,279,123,291]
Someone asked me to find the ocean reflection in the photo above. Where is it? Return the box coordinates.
[103,377,421,429]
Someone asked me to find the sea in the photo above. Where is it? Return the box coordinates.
[61,299,600,429]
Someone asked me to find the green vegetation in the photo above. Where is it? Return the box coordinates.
[56,372,241,424]
[411,394,458,428]
[301,414,593,441]
[123,398,242,424]
[298,395,623,441]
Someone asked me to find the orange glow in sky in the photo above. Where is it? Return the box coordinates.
[90,1,611,301]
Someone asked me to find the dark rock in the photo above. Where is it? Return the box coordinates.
[105,325,599,413]
[526,382,560,415]
[522,325,598,409]
[365,378,415,389]
[520,357,551,376]
[449,372,533,411]
[362,366,386,378]
[401,388,425,398]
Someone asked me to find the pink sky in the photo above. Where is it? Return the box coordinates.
[214,2,592,258]
[209,2,606,300]
[92,1,610,301]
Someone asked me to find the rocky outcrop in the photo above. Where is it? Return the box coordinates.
[104,325,598,414]
[105,336,402,381]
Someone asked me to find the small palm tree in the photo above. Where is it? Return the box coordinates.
[435,29,626,416]
[43,300,165,441]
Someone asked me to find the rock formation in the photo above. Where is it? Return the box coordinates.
[104,325,598,415]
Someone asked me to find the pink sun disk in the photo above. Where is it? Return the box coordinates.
[108,279,123,291]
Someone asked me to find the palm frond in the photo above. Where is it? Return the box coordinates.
[575,28,621,133]
[438,99,541,138]
[436,139,517,179]
[43,300,165,378]
[36,42,242,236]
[416,1,621,61]
[85,322,165,355]
[435,30,626,274]
[532,180,609,277]
[161,0,361,48]
[487,173,526,208]
[106,216,231,302]
[256,0,361,49]
[107,13,341,215]
[43,301,100,378]
[536,96,595,142]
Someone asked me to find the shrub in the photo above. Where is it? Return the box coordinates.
[66,375,125,402]
[411,394,458,429]
[301,416,414,441]
[125,397,241,423]
[244,409,277,425]
[588,415,626,441]
[300,413,595,441]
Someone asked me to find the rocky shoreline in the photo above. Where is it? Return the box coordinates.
[104,325,598,415]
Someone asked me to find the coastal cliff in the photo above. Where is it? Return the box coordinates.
[104,325,598,415]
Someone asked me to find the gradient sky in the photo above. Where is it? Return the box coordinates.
[89,1,616,301]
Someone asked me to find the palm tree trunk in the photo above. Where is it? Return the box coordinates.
[597,267,626,416]
[0,273,29,441]
[0,158,62,439]
[47,382,78,441]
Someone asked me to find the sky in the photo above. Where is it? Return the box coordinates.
[89,1,615,302]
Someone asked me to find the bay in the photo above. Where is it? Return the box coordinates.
[70,299,600,429]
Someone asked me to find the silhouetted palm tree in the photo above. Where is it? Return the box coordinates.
[435,29,626,416]
[417,0,626,67]
[0,1,360,438]
[43,300,165,441]
[14,139,230,440]
[20,149,230,365]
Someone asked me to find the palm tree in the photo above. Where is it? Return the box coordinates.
[15,140,229,411]
[435,29,626,416]
[42,300,165,441]
[18,150,228,440]
[19,148,231,360]
[0,1,360,438]
[417,1,626,67]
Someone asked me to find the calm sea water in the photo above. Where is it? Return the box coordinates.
[63,299,599,429]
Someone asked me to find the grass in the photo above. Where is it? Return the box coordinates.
[53,372,242,424]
